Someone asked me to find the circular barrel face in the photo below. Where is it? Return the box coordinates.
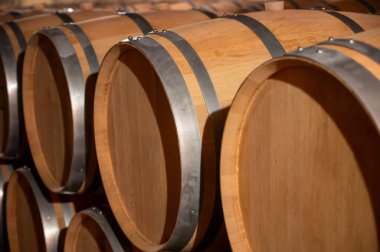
[94,10,380,251]
[7,172,46,252]
[244,67,378,252]
[222,42,380,251]
[101,48,182,245]
[65,208,134,252]
[68,214,114,252]
[23,33,73,190]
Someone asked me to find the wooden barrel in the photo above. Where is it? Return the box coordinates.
[0,164,13,251]
[93,10,380,251]
[22,10,213,194]
[283,0,379,13]
[220,28,380,252]
[0,9,114,161]
[6,168,77,252]
[64,207,138,252]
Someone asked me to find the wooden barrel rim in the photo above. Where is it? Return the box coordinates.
[24,29,85,193]
[287,40,380,131]
[221,37,380,251]
[23,11,211,194]
[6,168,73,251]
[95,11,380,251]
[95,39,201,251]
[0,165,12,247]
[65,207,129,251]
[0,11,83,161]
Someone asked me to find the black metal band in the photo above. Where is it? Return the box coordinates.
[323,11,364,33]
[55,12,74,23]
[124,13,153,34]
[320,38,380,65]
[5,21,26,51]
[80,207,132,251]
[288,46,380,131]
[64,23,99,73]
[0,26,20,158]
[39,28,87,193]
[16,168,62,252]
[153,29,223,161]
[285,0,301,9]
[221,14,286,57]
[195,8,218,19]
[153,30,220,117]
[125,36,201,251]
[152,30,225,249]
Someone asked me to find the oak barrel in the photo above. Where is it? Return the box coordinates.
[22,10,213,194]
[220,28,380,252]
[6,168,77,252]
[0,9,114,161]
[93,10,380,251]
[0,164,13,251]
[64,207,137,252]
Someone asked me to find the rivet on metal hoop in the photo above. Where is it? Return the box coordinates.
[317,48,323,54]
[328,37,334,41]
[349,39,355,44]
[297,47,304,52]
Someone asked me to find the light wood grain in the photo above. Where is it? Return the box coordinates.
[94,10,380,251]
[67,215,113,252]
[22,10,211,193]
[221,28,380,252]
[0,9,113,160]
[6,170,103,251]
[6,172,71,252]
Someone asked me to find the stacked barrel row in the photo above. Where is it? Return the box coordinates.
[0,1,379,251]
[0,5,218,252]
